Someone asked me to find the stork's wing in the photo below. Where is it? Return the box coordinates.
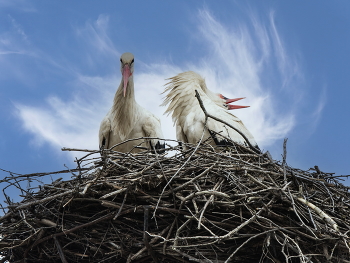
[179,89,258,149]
[99,115,111,149]
[140,107,165,153]
[206,107,258,148]
[163,70,259,151]
[176,123,189,150]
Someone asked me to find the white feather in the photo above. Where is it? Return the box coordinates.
[99,53,164,152]
[162,71,258,149]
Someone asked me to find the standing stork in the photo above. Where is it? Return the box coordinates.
[162,71,260,152]
[99,52,165,153]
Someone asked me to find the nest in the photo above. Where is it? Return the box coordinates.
[0,139,350,263]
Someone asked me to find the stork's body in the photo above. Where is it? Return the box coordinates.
[162,71,259,151]
[99,53,165,153]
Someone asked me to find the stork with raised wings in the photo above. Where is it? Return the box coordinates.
[162,71,259,152]
[99,52,165,153]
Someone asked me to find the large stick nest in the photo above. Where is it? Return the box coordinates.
[0,140,350,263]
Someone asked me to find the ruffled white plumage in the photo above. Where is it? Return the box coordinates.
[162,71,258,149]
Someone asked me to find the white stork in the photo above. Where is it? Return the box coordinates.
[99,52,165,153]
[162,71,260,152]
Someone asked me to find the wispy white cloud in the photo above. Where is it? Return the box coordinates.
[0,30,30,57]
[15,75,119,151]
[0,14,34,62]
[15,8,312,158]
[0,19,36,86]
[14,98,100,150]
[268,12,302,90]
[7,15,30,44]
[74,14,119,66]
[191,9,299,146]
[308,85,327,133]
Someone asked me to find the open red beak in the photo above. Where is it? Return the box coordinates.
[122,64,132,97]
[227,104,250,110]
[219,94,250,110]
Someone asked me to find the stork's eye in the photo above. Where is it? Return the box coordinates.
[120,58,122,63]
[131,59,134,64]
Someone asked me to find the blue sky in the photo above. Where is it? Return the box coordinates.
[1,0,350,202]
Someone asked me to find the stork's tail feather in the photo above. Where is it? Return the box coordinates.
[100,137,107,151]
[254,145,262,154]
[150,140,165,154]
[208,130,233,147]
[208,129,261,154]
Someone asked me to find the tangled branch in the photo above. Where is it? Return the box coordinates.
[0,139,349,262]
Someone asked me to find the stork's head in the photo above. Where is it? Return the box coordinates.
[120,52,134,97]
[219,94,250,110]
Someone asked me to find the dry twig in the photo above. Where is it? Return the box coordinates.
[0,137,349,262]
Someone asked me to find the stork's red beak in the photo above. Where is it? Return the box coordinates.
[219,94,250,110]
[123,64,132,97]
[227,104,250,110]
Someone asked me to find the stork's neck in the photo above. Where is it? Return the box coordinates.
[111,75,138,140]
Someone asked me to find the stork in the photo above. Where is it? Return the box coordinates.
[162,71,260,152]
[99,52,165,153]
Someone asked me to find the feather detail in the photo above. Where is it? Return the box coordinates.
[111,78,137,141]
[162,71,259,150]
[99,53,165,153]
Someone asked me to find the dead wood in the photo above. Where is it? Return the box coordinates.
[0,139,349,263]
